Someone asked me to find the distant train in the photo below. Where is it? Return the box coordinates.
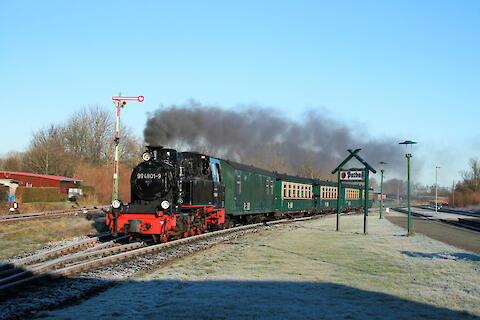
[107,146,373,242]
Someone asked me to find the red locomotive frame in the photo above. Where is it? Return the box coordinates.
[107,204,225,242]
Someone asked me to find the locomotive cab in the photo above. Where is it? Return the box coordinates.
[180,152,225,209]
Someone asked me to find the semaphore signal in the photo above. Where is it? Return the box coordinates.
[111,94,144,205]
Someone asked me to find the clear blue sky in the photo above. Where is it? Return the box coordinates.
[1,0,479,187]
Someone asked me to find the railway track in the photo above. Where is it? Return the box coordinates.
[0,206,107,224]
[393,207,480,232]
[415,205,480,218]
[0,212,350,295]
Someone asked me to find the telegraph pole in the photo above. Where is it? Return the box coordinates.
[435,165,441,214]
[452,179,455,207]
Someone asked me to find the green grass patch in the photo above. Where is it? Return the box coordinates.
[0,216,101,260]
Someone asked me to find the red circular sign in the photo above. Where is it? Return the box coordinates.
[138,96,144,102]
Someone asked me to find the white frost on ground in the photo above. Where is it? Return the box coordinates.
[38,215,480,320]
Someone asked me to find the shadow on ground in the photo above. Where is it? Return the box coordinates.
[85,214,107,234]
[1,266,479,320]
[401,251,480,262]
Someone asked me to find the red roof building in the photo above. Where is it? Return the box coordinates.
[0,171,82,194]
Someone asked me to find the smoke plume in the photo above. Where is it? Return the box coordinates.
[144,100,406,180]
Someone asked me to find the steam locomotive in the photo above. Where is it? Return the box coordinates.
[107,146,373,242]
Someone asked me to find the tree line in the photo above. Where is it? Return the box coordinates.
[0,105,143,203]
[451,158,480,207]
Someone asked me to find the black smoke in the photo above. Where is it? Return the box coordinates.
[144,100,407,179]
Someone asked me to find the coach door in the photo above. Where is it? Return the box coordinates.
[210,158,225,208]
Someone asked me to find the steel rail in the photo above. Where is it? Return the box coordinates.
[392,207,480,233]
[0,212,361,293]
[0,206,108,224]
[414,205,480,218]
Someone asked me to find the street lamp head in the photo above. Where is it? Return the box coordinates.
[399,140,417,145]
[436,165,441,169]
[379,161,387,172]
[399,140,418,156]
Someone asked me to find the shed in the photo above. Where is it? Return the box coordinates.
[0,171,82,194]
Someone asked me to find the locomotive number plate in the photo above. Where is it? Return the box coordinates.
[137,173,162,179]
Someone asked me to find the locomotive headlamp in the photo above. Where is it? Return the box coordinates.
[142,152,152,162]
[112,199,122,209]
[161,200,170,210]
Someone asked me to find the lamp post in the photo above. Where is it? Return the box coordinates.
[435,165,441,214]
[399,140,417,236]
[379,161,387,219]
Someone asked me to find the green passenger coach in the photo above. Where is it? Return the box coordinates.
[218,158,373,220]
[219,159,276,216]
[275,174,314,213]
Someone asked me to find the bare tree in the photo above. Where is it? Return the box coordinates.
[63,106,114,164]
[461,158,480,192]
[0,152,24,172]
[62,105,142,168]
[22,125,74,176]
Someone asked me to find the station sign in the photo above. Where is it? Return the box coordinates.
[340,169,364,181]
